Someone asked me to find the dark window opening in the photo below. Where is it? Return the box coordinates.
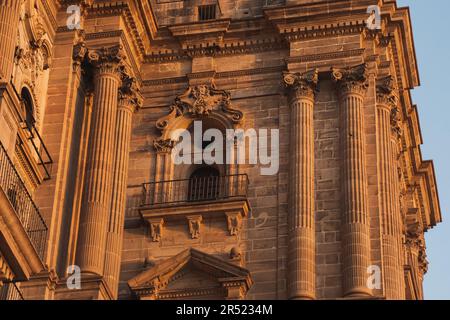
[198,5,216,21]
[21,88,35,131]
[188,166,221,201]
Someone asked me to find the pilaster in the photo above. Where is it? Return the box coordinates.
[103,69,142,298]
[332,63,372,298]
[0,0,20,81]
[376,75,405,299]
[284,69,318,300]
[75,45,124,276]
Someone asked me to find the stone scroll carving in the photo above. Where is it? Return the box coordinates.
[153,85,243,152]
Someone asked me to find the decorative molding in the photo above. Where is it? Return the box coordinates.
[144,38,288,63]
[140,200,250,242]
[142,66,285,87]
[282,21,367,42]
[286,49,365,64]
[143,76,187,87]
[127,248,253,300]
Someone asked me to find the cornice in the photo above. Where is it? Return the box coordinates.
[85,1,148,60]
[144,38,288,63]
[142,66,285,87]
[281,21,367,41]
[40,0,58,35]
[287,49,365,64]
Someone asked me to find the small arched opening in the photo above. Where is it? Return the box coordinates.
[21,87,35,131]
[188,166,221,202]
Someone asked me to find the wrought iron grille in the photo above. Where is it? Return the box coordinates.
[0,141,48,262]
[141,174,249,207]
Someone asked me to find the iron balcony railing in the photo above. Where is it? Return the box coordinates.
[0,141,48,262]
[0,282,24,300]
[142,174,249,207]
[20,115,53,180]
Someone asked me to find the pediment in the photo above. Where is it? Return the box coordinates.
[128,248,252,300]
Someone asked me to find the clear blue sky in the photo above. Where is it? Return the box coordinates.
[397,0,450,300]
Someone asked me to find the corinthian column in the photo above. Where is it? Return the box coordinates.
[376,76,405,299]
[76,46,124,275]
[103,71,142,298]
[332,63,372,297]
[284,69,318,300]
[0,0,20,81]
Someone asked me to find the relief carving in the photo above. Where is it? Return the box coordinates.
[119,68,143,111]
[226,212,242,236]
[154,85,243,152]
[149,218,164,242]
[187,215,202,239]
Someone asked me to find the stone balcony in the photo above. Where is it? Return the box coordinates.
[139,174,250,241]
[0,140,47,284]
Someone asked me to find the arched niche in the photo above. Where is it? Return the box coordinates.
[153,85,243,183]
[20,86,36,130]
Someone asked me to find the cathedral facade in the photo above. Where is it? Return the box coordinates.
[0,0,442,300]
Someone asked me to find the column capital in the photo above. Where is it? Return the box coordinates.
[87,45,125,75]
[153,138,175,154]
[390,106,403,139]
[376,75,398,108]
[72,40,87,73]
[118,69,143,111]
[283,69,319,100]
[331,63,369,97]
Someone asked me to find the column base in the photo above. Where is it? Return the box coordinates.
[344,287,373,298]
[289,293,316,300]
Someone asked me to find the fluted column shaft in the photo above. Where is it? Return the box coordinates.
[284,70,318,300]
[0,0,20,81]
[332,64,372,297]
[76,46,123,275]
[376,79,405,299]
[104,74,142,298]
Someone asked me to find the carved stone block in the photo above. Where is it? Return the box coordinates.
[186,215,202,239]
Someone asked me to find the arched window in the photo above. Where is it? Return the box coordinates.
[21,88,35,130]
[188,166,221,201]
